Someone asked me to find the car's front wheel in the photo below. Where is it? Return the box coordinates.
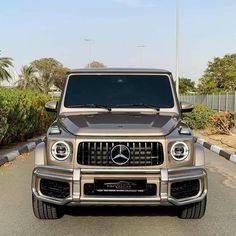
[178,197,207,219]
[32,194,63,219]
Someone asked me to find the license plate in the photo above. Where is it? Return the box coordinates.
[94,179,147,193]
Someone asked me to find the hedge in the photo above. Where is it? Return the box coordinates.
[0,87,55,145]
[183,103,215,129]
[183,103,235,134]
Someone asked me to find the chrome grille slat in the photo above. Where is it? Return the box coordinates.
[100,142,102,166]
[82,142,85,164]
[94,143,96,165]
[88,142,90,165]
[133,142,135,166]
[144,142,147,166]
[78,142,164,166]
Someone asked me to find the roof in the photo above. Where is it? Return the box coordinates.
[69,68,172,74]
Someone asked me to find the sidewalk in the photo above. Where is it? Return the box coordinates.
[0,142,28,157]
[193,130,236,154]
[0,141,29,168]
[0,135,45,157]
[0,136,44,167]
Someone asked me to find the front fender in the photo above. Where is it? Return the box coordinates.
[194,143,205,167]
[34,142,46,166]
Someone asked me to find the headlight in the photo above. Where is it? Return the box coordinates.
[51,141,70,161]
[170,142,189,161]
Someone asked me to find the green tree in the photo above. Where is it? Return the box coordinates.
[15,65,38,90]
[197,76,218,94]
[179,77,196,94]
[31,58,63,93]
[0,56,13,82]
[198,53,236,93]
[87,61,106,68]
[53,67,70,90]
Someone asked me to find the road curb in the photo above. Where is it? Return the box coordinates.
[194,137,236,164]
[0,137,44,166]
[1,136,235,166]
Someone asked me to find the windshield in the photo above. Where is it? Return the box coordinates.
[64,74,174,108]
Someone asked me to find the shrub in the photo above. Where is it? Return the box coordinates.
[0,87,56,145]
[208,112,235,135]
[183,103,214,129]
[0,99,9,143]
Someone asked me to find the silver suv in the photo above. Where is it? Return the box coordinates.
[32,68,207,219]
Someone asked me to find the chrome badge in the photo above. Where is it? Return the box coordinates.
[111,144,130,165]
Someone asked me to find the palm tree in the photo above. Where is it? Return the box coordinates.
[16,65,38,90]
[0,57,13,82]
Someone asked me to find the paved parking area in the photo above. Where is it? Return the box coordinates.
[0,149,236,236]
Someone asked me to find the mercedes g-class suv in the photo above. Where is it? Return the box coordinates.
[32,68,207,219]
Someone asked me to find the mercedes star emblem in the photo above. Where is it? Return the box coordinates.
[111,144,131,165]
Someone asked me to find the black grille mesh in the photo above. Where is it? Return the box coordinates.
[40,179,70,199]
[77,142,164,166]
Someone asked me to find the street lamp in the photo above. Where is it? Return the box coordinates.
[176,0,180,97]
[84,38,92,68]
[136,45,146,67]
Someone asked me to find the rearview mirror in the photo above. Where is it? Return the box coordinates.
[45,101,58,112]
[180,102,193,113]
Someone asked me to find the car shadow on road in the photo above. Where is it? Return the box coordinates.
[63,205,179,217]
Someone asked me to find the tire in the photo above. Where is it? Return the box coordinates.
[32,194,64,219]
[178,197,207,219]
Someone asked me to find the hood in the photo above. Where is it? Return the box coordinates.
[59,112,179,137]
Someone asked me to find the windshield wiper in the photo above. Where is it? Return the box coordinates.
[114,103,160,111]
[67,104,111,112]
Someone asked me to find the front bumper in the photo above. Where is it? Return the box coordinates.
[32,166,207,206]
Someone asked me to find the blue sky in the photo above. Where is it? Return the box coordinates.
[1,0,236,83]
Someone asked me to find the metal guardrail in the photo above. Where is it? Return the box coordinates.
[180,92,236,112]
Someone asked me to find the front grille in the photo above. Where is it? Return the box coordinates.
[77,142,164,166]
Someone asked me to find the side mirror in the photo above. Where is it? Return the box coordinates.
[180,102,193,113]
[45,101,58,112]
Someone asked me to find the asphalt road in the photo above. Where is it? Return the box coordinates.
[0,149,236,236]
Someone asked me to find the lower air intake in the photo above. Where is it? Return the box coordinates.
[171,179,200,199]
[40,179,70,199]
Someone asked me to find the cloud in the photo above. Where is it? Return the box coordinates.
[112,0,158,7]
